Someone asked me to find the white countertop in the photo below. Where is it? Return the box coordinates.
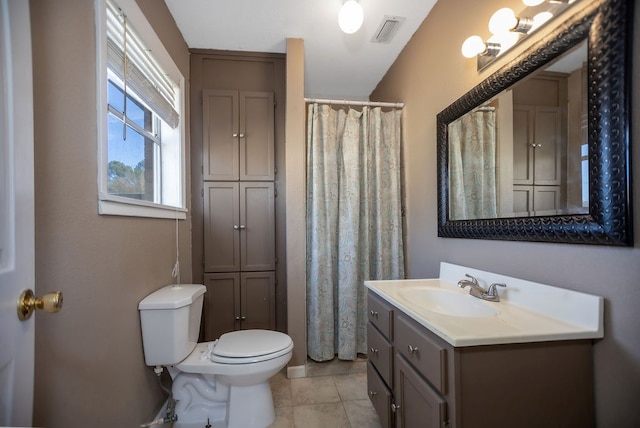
[365,262,604,347]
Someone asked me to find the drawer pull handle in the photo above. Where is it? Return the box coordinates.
[370,347,379,355]
[391,403,400,412]
[369,310,378,317]
[408,345,419,354]
[368,390,377,397]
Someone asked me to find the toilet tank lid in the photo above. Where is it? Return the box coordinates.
[138,284,206,310]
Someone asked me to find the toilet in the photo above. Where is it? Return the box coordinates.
[138,284,293,428]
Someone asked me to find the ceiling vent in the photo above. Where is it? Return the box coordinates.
[371,15,406,43]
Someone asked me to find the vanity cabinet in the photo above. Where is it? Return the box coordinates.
[367,290,595,428]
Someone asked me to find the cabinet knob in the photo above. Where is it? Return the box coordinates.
[391,403,400,412]
[369,310,378,318]
[239,225,246,230]
[368,390,377,397]
[233,133,238,138]
[241,316,246,320]
[239,133,245,138]
[408,344,419,354]
[233,225,239,230]
[370,347,379,355]
[235,316,240,320]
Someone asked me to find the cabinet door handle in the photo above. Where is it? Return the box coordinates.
[391,403,400,412]
[368,390,377,397]
[370,347,379,355]
[408,345,419,354]
[369,310,378,318]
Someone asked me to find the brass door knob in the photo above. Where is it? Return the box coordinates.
[17,289,63,321]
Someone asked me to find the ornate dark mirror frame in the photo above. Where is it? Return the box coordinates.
[437,0,633,245]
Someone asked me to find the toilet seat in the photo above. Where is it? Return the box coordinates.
[211,330,293,363]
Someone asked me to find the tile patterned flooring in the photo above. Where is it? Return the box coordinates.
[268,358,382,428]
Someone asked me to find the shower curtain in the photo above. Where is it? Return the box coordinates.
[448,109,498,220]
[306,103,405,361]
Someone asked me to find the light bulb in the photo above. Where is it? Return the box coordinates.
[338,0,364,34]
[523,0,546,6]
[489,8,518,35]
[461,35,486,58]
[531,11,553,31]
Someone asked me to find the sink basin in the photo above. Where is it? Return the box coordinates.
[398,287,498,318]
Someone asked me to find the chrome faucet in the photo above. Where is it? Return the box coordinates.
[457,274,506,302]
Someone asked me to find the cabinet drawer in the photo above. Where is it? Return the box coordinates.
[367,362,393,428]
[368,292,393,340]
[395,314,447,394]
[368,322,393,387]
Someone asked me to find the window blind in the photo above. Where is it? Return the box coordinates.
[106,0,179,129]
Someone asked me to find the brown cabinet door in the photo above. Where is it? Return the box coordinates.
[240,272,275,331]
[533,106,562,185]
[203,273,241,340]
[394,354,447,428]
[203,90,274,181]
[204,182,241,272]
[240,92,275,181]
[203,89,239,181]
[240,182,275,271]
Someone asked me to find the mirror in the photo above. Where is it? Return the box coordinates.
[437,0,633,245]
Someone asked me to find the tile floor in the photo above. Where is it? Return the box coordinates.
[268,357,382,428]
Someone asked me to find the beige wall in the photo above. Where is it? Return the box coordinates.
[372,0,640,425]
[284,38,307,368]
[30,0,191,426]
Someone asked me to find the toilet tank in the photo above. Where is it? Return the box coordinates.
[138,284,206,366]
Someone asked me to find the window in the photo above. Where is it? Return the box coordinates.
[96,0,186,219]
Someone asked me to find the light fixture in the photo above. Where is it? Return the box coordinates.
[462,0,576,69]
[461,36,500,58]
[338,0,364,34]
[488,8,533,35]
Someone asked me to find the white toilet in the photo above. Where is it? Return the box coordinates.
[138,284,293,428]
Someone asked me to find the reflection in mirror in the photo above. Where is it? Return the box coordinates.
[448,40,588,220]
[437,0,632,245]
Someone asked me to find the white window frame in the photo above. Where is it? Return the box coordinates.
[95,0,187,219]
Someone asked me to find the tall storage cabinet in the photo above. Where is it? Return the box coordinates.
[201,88,277,341]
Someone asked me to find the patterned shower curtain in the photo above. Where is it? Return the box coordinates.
[306,103,405,361]
[448,109,498,220]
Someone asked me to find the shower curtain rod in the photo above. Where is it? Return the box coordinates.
[304,98,404,108]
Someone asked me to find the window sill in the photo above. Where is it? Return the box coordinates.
[98,194,186,219]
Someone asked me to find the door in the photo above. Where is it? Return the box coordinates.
[0,1,35,425]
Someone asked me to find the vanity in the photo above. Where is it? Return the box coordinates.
[365,262,603,428]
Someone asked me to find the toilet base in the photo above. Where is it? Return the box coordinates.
[226,381,275,428]
[169,371,277,428]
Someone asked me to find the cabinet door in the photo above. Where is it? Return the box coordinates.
[240,91,275,181]
[240,182,275,271]
[533,107,562,185]
[204,182,241,272]
[367,362,393,428]
[512,106,534,185]
[203,89,239,181]
[240,272,275,330]
[203,273,241,340]
[395,355,447,428]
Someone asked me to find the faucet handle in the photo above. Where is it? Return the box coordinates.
[487,283,506,297]
[464,273,478,285]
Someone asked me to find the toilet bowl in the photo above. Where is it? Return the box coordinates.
[138,284,293,428]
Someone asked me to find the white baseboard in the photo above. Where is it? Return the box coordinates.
[287,364,306,378]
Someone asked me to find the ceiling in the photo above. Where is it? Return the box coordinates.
[163,0,438,100]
